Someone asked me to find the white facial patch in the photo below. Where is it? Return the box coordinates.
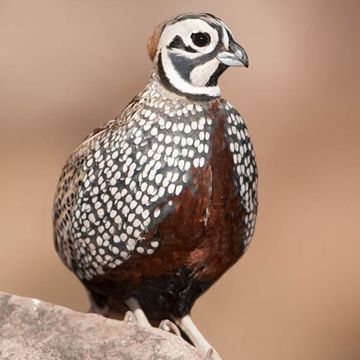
[222,26,230,48]
[156,17,227,98]
[190,58,220,86]
[158,19,219,57]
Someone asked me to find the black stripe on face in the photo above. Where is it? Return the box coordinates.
[157,51,217,101]
[168,35,197,53]
[206,63,228,86]
[226,29,234,43]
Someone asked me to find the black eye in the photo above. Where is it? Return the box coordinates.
[191,32,211,47]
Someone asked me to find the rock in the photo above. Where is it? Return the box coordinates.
[0,291,202,360]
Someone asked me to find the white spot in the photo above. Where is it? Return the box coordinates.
[142,209,150,219]
[195,104,202,112]
[168,183,175,194]
[184,124,191,134]
[175,185,183,195]
[178,159,185,170]
[126,226,134,235]
[112,247,119,255]
[120,251,128,259]
[137,247,145,254]
[154,208,161,218]
[122,205,130,216]
[155,173,163,185]
[158,186,165,197]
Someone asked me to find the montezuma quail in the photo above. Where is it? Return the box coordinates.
[53,13,257,359]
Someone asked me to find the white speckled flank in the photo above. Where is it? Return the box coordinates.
[222,101,258,247]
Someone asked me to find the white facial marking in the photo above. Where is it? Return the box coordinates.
[160,51,220,97]
[189,58,220,86]
[157,18,224,97]
[158,19,219,57]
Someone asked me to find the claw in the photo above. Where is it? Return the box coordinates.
[204,348,222,360]
[205,348,214,359]
[124,310,135,324]
[159,319,181,336]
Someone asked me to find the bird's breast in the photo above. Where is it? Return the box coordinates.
[70,100,257,282]
[103,101,249,284]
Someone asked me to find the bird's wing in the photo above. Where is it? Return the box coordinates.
[53,95,143,272]
[53,118,118,270]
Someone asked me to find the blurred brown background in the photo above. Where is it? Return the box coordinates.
[0,1,359,359]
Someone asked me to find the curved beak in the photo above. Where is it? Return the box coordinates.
[217,40,249,68]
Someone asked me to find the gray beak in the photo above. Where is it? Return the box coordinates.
[217,40,249,68]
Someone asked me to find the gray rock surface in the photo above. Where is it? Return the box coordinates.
[0,291,201,360]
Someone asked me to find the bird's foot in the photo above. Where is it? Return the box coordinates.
[159,319,181,336]
[123,310,135,324]
[124,297,151,327]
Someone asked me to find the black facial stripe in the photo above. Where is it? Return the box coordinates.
[157,52,218,101]
[185,46,198,53]
[168,35,184,49]
[157,52,170,85]
[206,63,228,86]
[168,35,198,53]
[226,29,234,42]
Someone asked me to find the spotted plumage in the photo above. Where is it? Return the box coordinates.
[53,13,257,359]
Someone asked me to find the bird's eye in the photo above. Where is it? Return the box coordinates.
[191,32,211,47]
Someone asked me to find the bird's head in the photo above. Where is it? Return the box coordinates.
[148,13,248,100]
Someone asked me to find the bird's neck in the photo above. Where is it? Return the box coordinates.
[146,69,221,103]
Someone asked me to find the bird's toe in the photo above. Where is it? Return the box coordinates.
[123,310,135,324]
[159,319,181,336]
[204,348,223,360]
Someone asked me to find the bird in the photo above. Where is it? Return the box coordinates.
[53,13,257,359]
